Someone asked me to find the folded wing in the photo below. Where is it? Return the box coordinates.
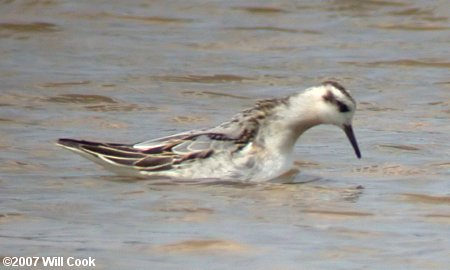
[57,130,241,173]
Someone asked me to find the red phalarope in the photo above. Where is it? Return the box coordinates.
[57,81,361,181]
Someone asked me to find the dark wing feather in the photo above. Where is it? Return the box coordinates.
[134,156,173,167]
[57,137,216,172]
[81,144,145,158]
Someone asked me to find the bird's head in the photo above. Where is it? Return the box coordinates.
[292,81,361,158]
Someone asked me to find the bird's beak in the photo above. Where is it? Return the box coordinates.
[343,124,361,159]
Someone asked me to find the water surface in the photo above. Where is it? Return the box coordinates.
[1,0,449,269]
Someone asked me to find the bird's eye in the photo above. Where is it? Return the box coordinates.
[337,101,350,113]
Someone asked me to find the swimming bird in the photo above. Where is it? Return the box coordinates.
[57,81,361,181]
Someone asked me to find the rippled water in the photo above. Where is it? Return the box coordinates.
[1,0,449,269]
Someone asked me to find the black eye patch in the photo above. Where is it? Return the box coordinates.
[322,90,351,113]
[336,100,350,113]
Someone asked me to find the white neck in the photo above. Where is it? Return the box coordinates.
[255,93,321,154]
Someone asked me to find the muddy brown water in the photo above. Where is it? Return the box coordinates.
[1,1,449,269]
